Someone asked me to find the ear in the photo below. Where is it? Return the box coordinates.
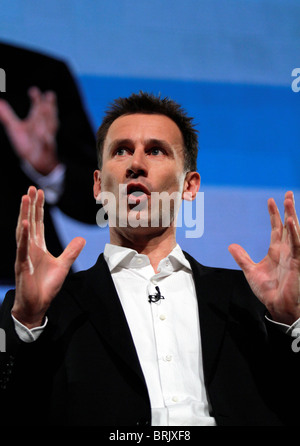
[93,170,102,201]
[182,171,201,201]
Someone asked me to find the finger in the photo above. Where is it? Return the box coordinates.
[59,237,86,271]
[0,99,20,128]
[285,190,295,202]
[44,90,56,106]
[40,91,59,136]
[16,196,24,243]
[268,198,283,244]
[27,186,37,240]
[282,193,292,243]
[284,191,299,230]
[28,87,42,105]
[35,189,47,247]
[43,91,57,116]
[16,195,30,244]
[228,243,255,274]
[15,219,30,266]
[35,189,46,250]
[286,216,300,259]
[27,87,43,120]
[28,89,58,141]
[28,87,56,110]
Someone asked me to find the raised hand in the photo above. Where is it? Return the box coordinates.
[229,191,300,325]
[0,87,59,175]
[12,186,86,328]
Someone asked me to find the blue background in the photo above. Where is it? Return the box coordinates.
[0,0,299,301]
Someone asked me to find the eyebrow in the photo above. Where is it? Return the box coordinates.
[107,138,173,153]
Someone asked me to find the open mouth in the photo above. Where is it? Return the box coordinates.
[127,183,150,206]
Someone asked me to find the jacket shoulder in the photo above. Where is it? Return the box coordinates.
[183,251,265,315]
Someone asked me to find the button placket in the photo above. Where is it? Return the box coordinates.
[148,269,181,407]
[151,288,177,405]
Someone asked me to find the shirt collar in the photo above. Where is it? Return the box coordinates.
[104,243,191,273]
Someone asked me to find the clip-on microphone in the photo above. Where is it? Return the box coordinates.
[148,286,164,303]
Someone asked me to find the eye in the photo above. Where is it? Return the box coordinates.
[149,147,164,156]
[114,147,128,156]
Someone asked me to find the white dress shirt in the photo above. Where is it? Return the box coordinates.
[104,243,216,426]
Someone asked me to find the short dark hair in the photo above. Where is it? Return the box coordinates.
[96,91,198,172]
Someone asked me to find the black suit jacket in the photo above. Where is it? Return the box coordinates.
[0,252,299,426]
[0,42,98,282]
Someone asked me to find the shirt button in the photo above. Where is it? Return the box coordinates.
[165,354,172,361]
[136,258,143,265]
[159,314,166,321]
[172,396,179,402]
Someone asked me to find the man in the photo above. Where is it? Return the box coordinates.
[0,92,299,426]
[0,41,98,284]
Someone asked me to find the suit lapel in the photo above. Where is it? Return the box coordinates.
[184,252,230,386]
[71,251,231,390]
[71,254,147,386]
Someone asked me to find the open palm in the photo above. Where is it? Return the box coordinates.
[229,192,300,325]
[12,186,86,328]
[0,87,59,175]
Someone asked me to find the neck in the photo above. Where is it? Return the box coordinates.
[109,226,177,273]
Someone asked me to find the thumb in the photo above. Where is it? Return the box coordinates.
[0,99,19,127]
[228,243,255,274]
[59,237,86,270]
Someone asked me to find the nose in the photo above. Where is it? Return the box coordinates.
[126,148,148,178]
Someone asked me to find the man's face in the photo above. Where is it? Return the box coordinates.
[94,113,199,234]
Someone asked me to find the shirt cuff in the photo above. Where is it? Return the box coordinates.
[11,313,48,343]
[21,160,66,205]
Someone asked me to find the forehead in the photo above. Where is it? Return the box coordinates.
[103,113,184,149]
